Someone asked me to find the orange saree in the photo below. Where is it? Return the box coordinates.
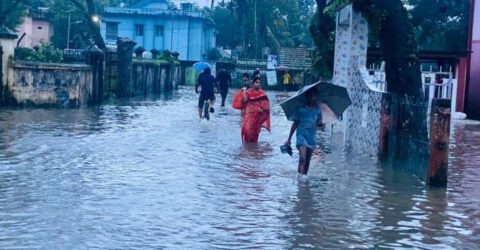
[238,88,270,143]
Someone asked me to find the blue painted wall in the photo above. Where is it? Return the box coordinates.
[100,0,215,61]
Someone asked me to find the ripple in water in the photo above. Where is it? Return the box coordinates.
[0,88,479,249]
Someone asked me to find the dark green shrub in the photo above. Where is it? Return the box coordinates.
[134,46,145,58]
[207,48,221,61]
[14,43,63,63]
[15,47,39,61]
[150,48,160,59]
[172,51,179,59]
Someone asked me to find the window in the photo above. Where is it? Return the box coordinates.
[135,24,144,36]
[155,25,164,37]
[106,22,118,40]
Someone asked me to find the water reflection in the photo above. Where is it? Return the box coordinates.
[0,88,479,249]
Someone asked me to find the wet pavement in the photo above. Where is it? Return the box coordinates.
[0,86,479,249]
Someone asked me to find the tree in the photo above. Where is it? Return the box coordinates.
[221,0,314,58]
[0,0,31,31]
[68,0,106,51]
[313,0,423,96]
[212,6,242,49]
[309,0,336,78]
[409,0,470,53]
[360,0,423,97]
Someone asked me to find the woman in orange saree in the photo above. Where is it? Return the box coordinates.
[232,77,270,143]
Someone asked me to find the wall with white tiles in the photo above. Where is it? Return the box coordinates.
[332,4,383,156]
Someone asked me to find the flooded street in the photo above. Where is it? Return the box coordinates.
[1,86,479,249]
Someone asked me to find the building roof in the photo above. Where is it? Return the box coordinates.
[0,26,18,39]
[132,0,169,9]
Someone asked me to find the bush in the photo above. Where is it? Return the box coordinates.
[134,46,145,58]
[172,51,179,59]
[162,49,171,59]
[15,47,39,61]
[15,43,63,63]
[37,43,63,63]
[207,48,221,61]
[150,48,160,59]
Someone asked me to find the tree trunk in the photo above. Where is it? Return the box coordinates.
[370,0,423,99]
[69,0,106,51]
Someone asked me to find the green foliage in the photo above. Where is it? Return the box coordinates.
[134,46,145,57]
[207,48,222,61]
[212,6,243,49]
[0,0,31,31]
[351,1,387,48]
[309,0,336,78]
[37,43,63,62]
[324,0,351,14]
[171,51,179,59]
[14,47,38,61]
[408,0,469,52]
[216,0,315,58]
[162,49,171,59]
[150,48,160,58]
[15,43,63,63]
[49,0,86,49]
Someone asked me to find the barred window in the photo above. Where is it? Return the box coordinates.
[155,25,164,37]
[135,24,144,36]
[106,22,118,40]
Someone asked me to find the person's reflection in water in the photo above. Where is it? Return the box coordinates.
[236,142,273,161]
[287,183,325,249]
[233,143,273,179]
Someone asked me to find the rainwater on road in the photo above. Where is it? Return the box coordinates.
[1,86,479,249]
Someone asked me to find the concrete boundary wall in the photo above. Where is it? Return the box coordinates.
[10,61,92,107]
[131,63,180,95]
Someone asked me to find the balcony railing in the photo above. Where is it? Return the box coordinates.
[103,7,205,18]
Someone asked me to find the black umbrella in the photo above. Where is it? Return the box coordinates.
[280,81,352,121]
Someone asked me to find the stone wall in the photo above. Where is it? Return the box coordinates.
[1,27,18,104]
[131,63,179,95]
[10,61,92,107]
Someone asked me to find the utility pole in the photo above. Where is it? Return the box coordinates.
[67,12,71,49]
[254,0,257,59]
[67,12,84,50]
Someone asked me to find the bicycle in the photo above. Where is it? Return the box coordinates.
[203,99,214,120]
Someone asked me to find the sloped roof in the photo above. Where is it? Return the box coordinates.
[132,0,169,9]
[0,26,18,39]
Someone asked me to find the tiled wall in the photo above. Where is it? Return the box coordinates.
[332,5,383,156]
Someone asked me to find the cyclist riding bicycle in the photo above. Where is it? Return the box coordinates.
[195,67,218,119]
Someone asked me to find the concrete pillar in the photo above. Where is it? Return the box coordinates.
[427,98,451,187]
[86,46,104,104]
[379,94,394,160]
[116,37,136,97]
[0,26,18,105]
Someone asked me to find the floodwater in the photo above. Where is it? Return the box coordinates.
[0,86,479,249]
